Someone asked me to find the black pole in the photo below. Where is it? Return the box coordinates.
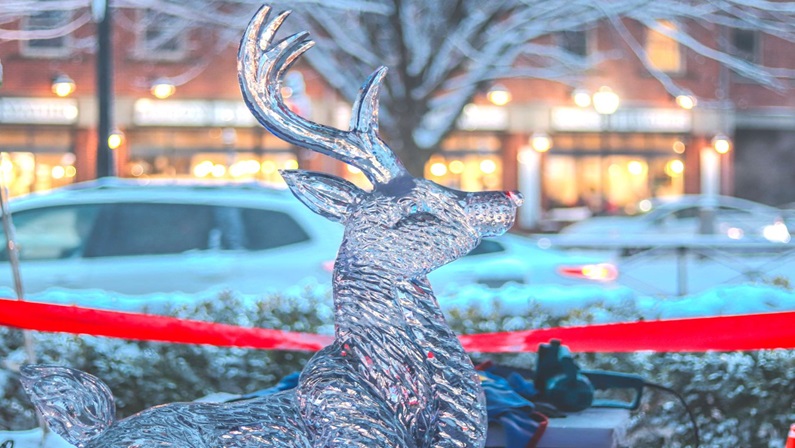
[96,0,115,178]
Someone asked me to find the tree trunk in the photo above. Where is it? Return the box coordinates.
[396,145,433,179]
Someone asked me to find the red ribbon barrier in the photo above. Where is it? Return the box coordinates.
[458,310,795,353]
[1,298,794,353]
[0,299,332,352]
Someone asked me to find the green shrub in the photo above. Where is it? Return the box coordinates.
[2,289,793,447]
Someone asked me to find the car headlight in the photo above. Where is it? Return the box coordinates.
[763,221,791,243]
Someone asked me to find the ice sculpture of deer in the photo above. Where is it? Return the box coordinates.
[20,6,522,448]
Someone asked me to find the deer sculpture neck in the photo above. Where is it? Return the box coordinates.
[20,6,522,448]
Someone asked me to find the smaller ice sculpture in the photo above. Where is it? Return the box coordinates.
[21,5,522,447]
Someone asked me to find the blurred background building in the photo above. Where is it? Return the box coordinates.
[0,6,794,231]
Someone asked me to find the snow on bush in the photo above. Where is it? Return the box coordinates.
[1,284,794,447]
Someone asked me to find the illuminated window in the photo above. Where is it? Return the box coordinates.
[135,10,189,60]
[21,6,72,58]
[557,29,589,57]
[645,21,682,74]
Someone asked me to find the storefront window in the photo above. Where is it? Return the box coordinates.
[125,127,297,184]
[125,151,297,184]
[424,154,503,191]
[0,152,76,197]
[422,132,504,191]
[542,133,686,215]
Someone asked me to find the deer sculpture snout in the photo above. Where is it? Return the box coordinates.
[466,190,524,238]
[506,190,524,207]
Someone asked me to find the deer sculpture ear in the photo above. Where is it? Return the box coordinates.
[281,169,364,223]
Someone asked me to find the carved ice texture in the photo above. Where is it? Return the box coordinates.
[20,5,523,448]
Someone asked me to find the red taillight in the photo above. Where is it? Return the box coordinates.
[558,263,618,282]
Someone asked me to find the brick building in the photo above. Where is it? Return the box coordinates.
[1,8,793,230]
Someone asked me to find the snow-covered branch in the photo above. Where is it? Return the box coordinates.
[2,0,793,174]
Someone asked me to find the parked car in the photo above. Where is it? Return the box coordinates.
[430,232,618,291]
[0,179,618,296]
[559,195,791,243]
[0,178,345,295]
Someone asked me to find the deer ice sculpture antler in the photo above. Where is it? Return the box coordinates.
[238,7,405,186]
[21,5,522,448]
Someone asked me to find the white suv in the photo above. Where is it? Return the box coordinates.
[0,179,617,296]
[0,179,344,295]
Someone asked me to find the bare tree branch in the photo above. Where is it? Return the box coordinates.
[2,0,793,176]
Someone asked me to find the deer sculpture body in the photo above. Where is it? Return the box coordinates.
[20,6,522,448]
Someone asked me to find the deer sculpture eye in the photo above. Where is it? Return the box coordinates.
[393,203,441,229]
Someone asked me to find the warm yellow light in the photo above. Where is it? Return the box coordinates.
[347,165,362,174]
[229,162,244,178]
[193,160,214,177]
[130,164,145,177]
[665,159,685,177]
[676,94,697,110]
[261,160,277,174]
[592,86,620,115]
[150,78,176,99]
[486,84,512,106]
[243,159,260,174]
[429,162,448,177]
[627,160,644,176]
[107,130,124,149]
[480,159,497,174]
[530,132,552,153]
[572,89,591,108]
[51,165,66,179]
[230,159,260,178]
[51,74,76,97]
[65,166,77,177]
[712,134,731,154]
[0,157,13,176]
[211,164,226,177]
[284,159,299,170]
[672,141,686,154]
[448,160,465,174]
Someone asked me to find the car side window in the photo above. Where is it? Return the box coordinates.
[0,205,100,261]
[84,203,214,257]
[672,206,699,220]
[652,207,697,227]
[240,208,310,250]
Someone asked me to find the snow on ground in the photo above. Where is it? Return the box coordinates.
[2,280,795,447]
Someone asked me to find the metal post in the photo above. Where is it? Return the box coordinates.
[676,246,688,296]
[0,155,47,436]
[95,0,115,178]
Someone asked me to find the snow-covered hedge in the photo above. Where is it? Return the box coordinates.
[2,288,794,447]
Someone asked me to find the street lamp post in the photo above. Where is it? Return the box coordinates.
[699,135,732,234]
[517,133,553,230]
[591,86,619,214]
[94,0,115,178]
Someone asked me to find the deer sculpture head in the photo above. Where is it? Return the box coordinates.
[20,5,522,448]
[239,7,523,280]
